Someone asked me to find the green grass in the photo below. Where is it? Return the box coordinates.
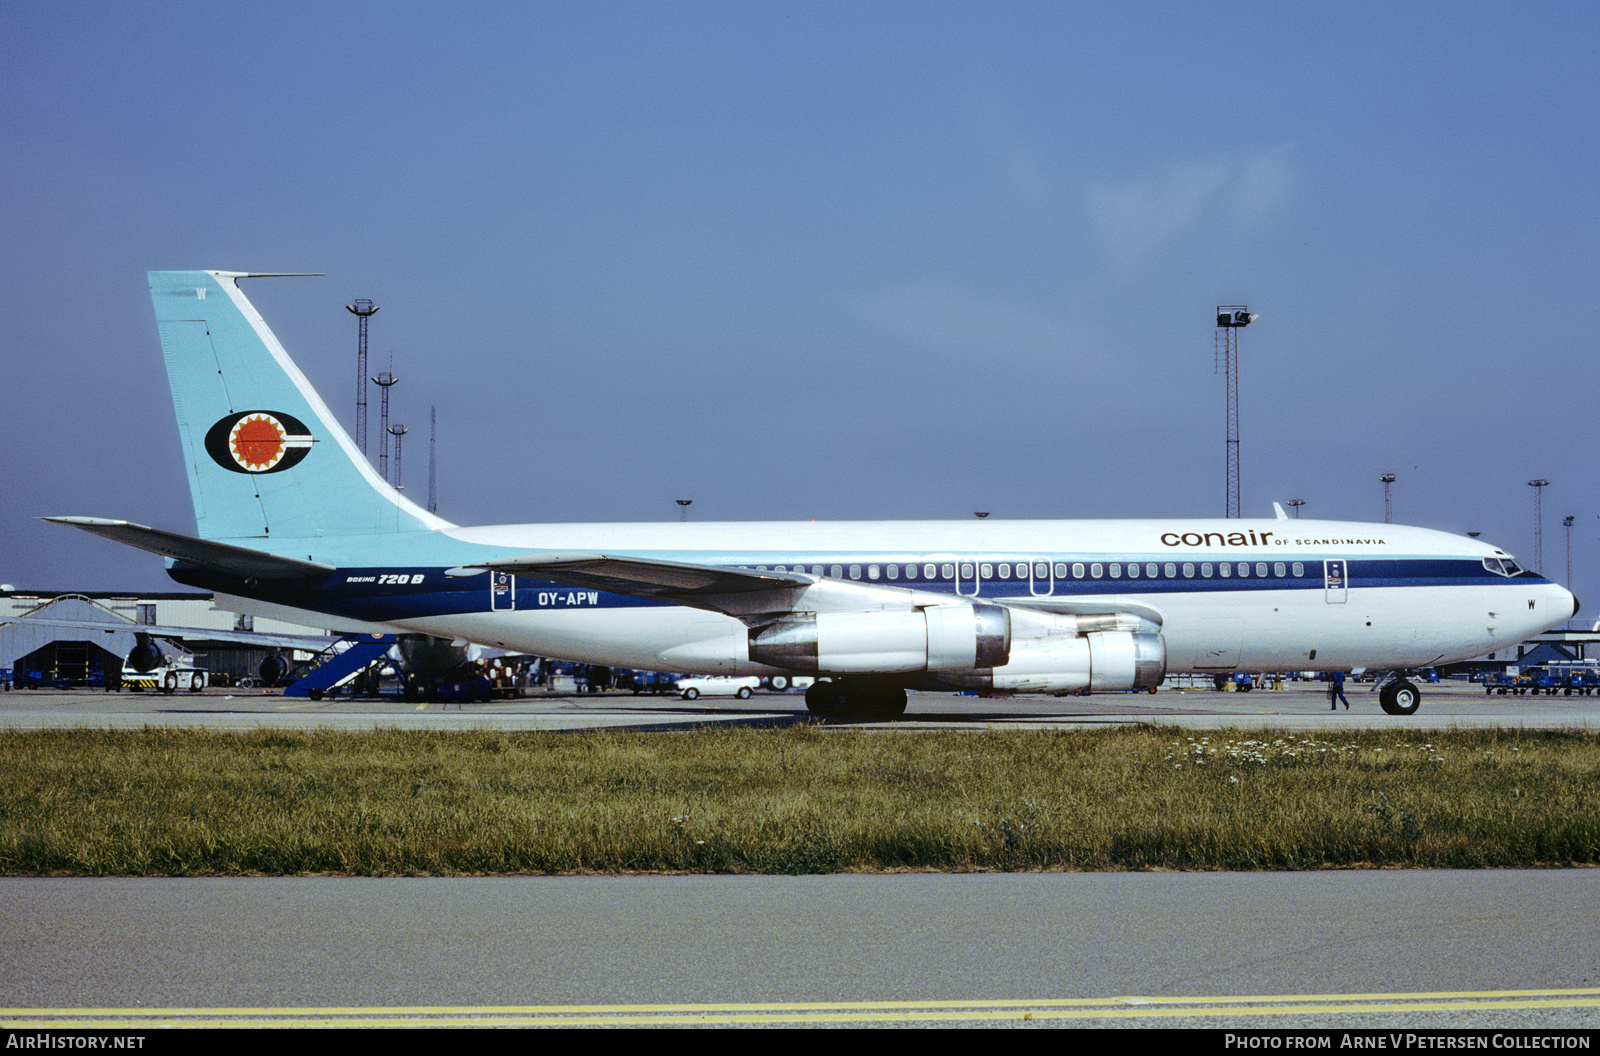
[1,726,1597,875]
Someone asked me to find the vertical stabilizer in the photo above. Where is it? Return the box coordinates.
[150,270,452,542]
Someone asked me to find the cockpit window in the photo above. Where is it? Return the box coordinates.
[1484,557,1524,577]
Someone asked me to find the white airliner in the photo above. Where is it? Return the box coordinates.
[47,271,1578,717]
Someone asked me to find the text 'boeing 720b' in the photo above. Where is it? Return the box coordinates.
[47,272,1578,718]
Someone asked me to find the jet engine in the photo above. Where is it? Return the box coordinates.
[396,634,471,678]
[750,603,1166,695]
[928,608,1165,694]
[749,603,1011,673]
[124,633,163,674]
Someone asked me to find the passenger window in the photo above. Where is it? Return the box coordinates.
[849,565,861,579]
[887,564,898,580]
[1183,563,1195,577]
[941,564,954,580]
[868,565,880,580]
[1072,563,1085,579]
[1274,562,1286,577]
[980,563,992,578]
[1109,563,1121,578]
[1202,563,1213,578]
[1235,563,1246,577]
[1054,563,1068,577]
[925,564,937,579]
[1256,563,1268,577]
[1292,562,1304,577]
[1126,563,1139,578]
[1091,563,1103,579]
[998,564,1010,579]
[1165,563,1177,578]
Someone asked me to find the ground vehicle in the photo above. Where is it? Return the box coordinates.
[124,662,208,693]
[761,674,815,692]
[675,676,760,700]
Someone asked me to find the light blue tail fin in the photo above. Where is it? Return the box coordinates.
[150,270,451,543]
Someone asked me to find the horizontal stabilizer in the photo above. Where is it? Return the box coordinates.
[42,517,335,580]
[9,614,340,651]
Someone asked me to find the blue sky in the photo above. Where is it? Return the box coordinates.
[2,0,1596,618]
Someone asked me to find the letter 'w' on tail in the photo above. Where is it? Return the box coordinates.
[149,270,452,543]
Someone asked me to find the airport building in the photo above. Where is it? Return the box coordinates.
[0,590,326,686]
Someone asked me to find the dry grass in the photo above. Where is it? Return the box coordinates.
[0,725,1596,875]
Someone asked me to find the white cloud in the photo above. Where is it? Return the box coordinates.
[1084,149,1292,267]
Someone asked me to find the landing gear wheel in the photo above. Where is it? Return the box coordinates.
[805,679,846,718]
[1379,679,1421,716]
[768,676,791,692]
[871,685,908,718]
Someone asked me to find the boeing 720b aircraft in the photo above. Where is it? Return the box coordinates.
[47,271,1578,717]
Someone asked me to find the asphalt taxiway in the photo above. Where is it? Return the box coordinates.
[0,679,1595,732]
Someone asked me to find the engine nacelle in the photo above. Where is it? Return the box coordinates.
[124,634,163,674]
[925,608,1166,694]
[749,603,1011,673]
[396,633,471,678]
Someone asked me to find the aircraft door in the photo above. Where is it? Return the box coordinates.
[1324,560,1347,604]
[955,560,981,597]
[491,571,517,611]
[1028,559,1054,596]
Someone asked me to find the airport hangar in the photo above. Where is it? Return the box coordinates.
[0,589,327,687]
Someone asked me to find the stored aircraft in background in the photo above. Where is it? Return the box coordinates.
[47,271,1578,718]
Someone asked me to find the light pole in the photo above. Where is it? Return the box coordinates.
[373,361,398,481]
[1528,479,1549,572]
[1286,499,1305,519]
[346,299,379,456]
[1565,515,1575,627]
[676,500,692,522]
[388,423,407,488]
[1380,474,1395,524]
[1215,306,1257,518]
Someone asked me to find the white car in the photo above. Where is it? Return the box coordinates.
[675,676,761,700]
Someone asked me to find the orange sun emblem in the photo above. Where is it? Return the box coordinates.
[229,414,288,470]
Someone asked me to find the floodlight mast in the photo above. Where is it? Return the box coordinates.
[346,299,379,456]
[373,359,398,482]
[1215,306,1257,518]
[1528,479,1550,572]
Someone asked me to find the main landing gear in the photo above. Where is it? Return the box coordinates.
[1377,677,1422,716]
[804,678,908,720]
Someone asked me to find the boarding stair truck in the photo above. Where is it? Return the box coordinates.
[283,634,398,700]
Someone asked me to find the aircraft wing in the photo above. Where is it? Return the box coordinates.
[450,553,1165,628]
[450,552,813,601]
[448,552,820,619]
[42,517,335,580]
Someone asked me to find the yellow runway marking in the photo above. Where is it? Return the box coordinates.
[7,988,1600,1027]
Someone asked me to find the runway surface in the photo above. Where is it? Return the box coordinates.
[3,681,1597,1031]
[3,872,1598,1029]
[2,680,1597,732]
